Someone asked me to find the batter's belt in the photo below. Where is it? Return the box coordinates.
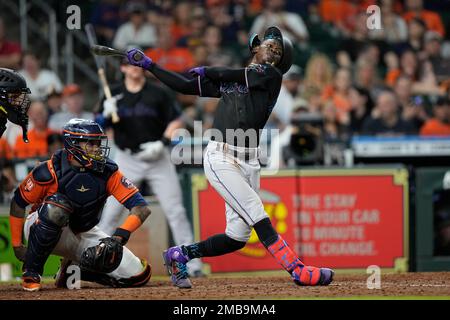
[210,141,260,161]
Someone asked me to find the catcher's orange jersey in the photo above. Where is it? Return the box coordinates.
[17,159,138,208]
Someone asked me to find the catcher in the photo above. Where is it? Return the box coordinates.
[0,67,31,142]
[9,118,152,291]
[125,26,334,288]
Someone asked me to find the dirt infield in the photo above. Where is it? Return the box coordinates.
[1,272,449,300]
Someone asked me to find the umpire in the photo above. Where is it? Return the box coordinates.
[96,61,203,276]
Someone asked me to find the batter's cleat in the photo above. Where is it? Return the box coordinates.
[54,258,73,288]
[163,246,192,289]
[291,265,334,286]
[22,271,41,292]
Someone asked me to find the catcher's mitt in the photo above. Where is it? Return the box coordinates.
[80,237,123,273]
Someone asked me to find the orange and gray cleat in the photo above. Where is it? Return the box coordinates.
[22,271,41,292]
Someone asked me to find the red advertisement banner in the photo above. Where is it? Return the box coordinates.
[193,169,408,273]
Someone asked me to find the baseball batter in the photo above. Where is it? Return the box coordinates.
[96,62,203,276]
[126,26,334,288]
[9,119,152,291]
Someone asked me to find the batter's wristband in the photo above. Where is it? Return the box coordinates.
[9,216,24,247]
[113,228,131,245]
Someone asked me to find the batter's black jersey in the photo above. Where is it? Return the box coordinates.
[198,63,282,147]
[104,80,180,151]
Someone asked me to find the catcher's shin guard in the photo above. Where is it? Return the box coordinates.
[23,194,72,275]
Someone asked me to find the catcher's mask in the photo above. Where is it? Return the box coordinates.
[62,119,110,173]
[248,26,293,74]
[0,68,31,142]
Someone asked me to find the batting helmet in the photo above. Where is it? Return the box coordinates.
[248,26,293,74]
[0,68,31,141]
[62,119,110,173]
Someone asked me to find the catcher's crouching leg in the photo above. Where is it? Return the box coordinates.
[80,259,152,288]
[23,194,72,291]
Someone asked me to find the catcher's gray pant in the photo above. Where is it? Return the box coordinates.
[98,147,202,273]
[204,141,269,242]
[24,211,143,279]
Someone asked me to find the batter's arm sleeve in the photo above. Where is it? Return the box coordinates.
[149,64,199,95]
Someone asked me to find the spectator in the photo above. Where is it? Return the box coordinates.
[19,51,63,100]
[339,13,370,62]
[48,84,94,132]
[250,0,309,45]
[13,100,53,160]
[421,31,450,84]
[354,58,381,96]
[191,44,209,66]
[322,101,350,141]
[176,7,209,49]
[403,0,445,37]
[386,49,419,86]
[368,0,408,44]
[348,86,374,135]
[0,17,21,69]
[393,75,428,129]
[420,97,450,136]
[361,90,417,136]
[270,65,303,129]
[203,25,239,67]
[144,27,194,73]
[317,0,358,36]
[321,68,353,125]
[206,0,246,46]
[406,17,427,52]
[112,2,157,51]
[171,1,193,44]
[89,0,123,46]
[45,86,63,116]
[303,53,334,94]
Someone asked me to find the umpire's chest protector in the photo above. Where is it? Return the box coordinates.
[52,150,117,234]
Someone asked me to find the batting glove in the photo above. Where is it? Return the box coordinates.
[135,140,165,161]
[102,97,118,119]
[126,48,153,69]
[189,66,206,78]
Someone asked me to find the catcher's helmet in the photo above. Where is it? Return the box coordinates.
[62,119,110,173]
[248,26,293,74]
[0,68,31,142]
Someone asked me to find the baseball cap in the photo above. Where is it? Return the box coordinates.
[284,65,302,80]
[263,26,283,46]
[62,84,82,97]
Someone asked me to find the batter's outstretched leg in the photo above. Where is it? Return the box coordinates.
[254,218,334,286]
[163,233,246,288]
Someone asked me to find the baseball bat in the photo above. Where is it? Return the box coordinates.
[85,28,120,123]
[90,45,143,61]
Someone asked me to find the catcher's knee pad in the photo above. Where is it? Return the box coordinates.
[24,194,73,275]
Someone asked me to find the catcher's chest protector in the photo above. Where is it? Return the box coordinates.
[52,150,117,233]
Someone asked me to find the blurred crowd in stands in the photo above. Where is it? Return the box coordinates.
[1,0,450,193]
